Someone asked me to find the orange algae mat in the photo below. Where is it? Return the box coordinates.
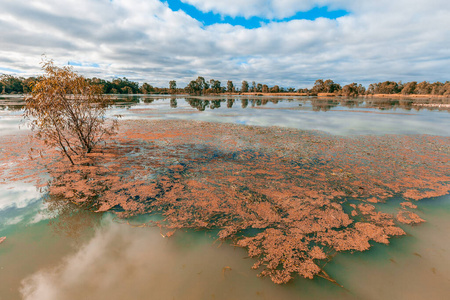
[1,119,449,284]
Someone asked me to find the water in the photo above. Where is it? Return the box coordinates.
[0,95,449,299]
[106,95,450,136]
[326,195,450,299]
[3,95,449,136]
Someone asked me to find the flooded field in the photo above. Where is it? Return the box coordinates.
[1,95,449,299]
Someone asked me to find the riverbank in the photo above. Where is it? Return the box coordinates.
[3,92,450,101]
[237,92,450,100]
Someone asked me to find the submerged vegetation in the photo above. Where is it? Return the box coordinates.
[2,61,449,286]
[3,118,448,284]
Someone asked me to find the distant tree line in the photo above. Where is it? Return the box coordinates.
[0,74,171,95]
[1,73,449,96]
[184,77,450,96]
[289,79,450,96]
[184,77,296,95]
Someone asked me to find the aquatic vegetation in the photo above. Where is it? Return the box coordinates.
[1,119,449,284]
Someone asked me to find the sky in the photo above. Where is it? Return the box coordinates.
[0,0,449,88]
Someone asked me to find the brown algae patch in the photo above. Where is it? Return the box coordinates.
[4,119,450,284]
[396,210,426,225]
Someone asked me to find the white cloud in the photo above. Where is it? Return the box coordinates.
[0,0,449,88]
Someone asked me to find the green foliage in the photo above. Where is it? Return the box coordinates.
[241,80,249,92]
[169,80,177,94]
[270,85,280,93]
[0,74,24,94]
[342,83,365,96]
[401,81,417,95]
[312,79,342,94]
[227,80,234,93]
[1,69,448,96]
[368,81,401,94]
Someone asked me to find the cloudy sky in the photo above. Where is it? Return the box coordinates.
[0,0,449,88]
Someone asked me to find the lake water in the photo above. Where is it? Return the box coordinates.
[1,95,449,299]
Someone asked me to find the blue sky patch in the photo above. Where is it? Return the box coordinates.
[0,67,23,73]
[68,61,100,68]
[164,0,349,28]
[68,61,82,66]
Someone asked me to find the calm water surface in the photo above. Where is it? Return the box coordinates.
[0,95,449,299]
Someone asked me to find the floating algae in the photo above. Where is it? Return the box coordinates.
[2,119,449,284]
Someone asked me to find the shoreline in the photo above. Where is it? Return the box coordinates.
[3,92,450,100]
[237,92,450,99]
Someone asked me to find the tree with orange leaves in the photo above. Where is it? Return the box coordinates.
[25,59,118,165]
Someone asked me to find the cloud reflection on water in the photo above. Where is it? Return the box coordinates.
[0,183,41,211]
[113,98,449,136]
[19,215,347,300]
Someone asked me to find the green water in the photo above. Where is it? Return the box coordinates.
[1,195,449,300]
[0,209,346,300]
[326,194,450,299]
